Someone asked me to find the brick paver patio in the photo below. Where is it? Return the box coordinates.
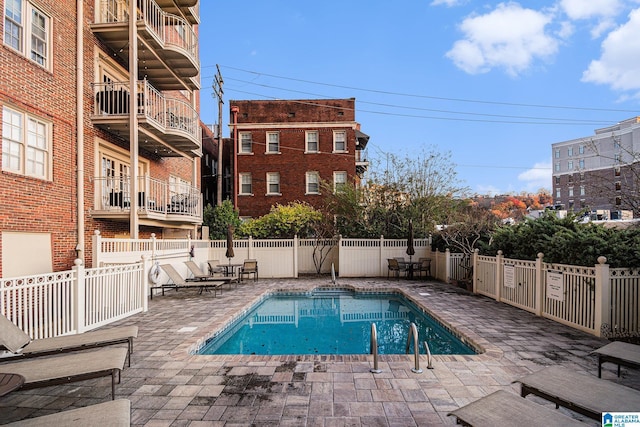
[1,276,638,426]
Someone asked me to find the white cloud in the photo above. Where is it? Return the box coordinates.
[446,3,559,77]
[431,0,464,6]
[582,8,640,96]
[518,161,552,192]
[560,0,623,38]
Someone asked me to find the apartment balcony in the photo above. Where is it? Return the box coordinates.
[91,80,201,157]
[155,0,199,25]
[91,176,202,225]
[91,0,200,91]
[355,149,369,177]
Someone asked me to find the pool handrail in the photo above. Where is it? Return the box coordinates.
[406,322,423,373]
[370,323,382,374]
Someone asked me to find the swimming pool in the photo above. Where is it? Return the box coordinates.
[196,289,477,355]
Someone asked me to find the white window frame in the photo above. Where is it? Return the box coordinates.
[266,172,280,195]
[567,147,573,157]
[568,187,574,197]
[239,173,252,195]
[556,188,561,198]
[306,171,320,194]
[580,185,585,196]
[333,171,347,193]
[2,106,52,180]
[579,145,585,154]
[266,132,280,154]
[239,132,253,154]
[333,130,347,152]
[305,131,319,153]
[567,160,573,171]
[554,149,560,158]
[3,0,51,70]
[554,162,560,172]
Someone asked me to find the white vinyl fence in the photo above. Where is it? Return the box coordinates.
[0,260,148,340]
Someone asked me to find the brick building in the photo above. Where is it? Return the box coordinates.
[228,99,369,218]
[1,1,203,276]
[551,117,640,217]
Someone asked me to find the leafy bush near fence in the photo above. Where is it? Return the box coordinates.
[485,212,640,268]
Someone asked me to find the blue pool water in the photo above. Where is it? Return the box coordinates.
[197,290,476,355]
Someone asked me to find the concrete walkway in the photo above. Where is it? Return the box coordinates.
[1,277,638,426]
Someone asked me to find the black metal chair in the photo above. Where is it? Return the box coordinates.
[387,258,406,279]
[417,258,431,278]
[239,259,258,282]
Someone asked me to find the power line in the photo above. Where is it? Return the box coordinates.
[218,65,639,114]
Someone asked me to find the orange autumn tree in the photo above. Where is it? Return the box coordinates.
[490,196,528,219]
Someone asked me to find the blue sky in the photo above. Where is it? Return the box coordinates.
[197,1,640,196]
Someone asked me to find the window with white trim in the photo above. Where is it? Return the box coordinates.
[554,162,560,172]
[306,131,318,153]
[266,132,279,153]
[567,160,573,170]
[334,171,347,192]
[4,0,51,69]
[266,172,280,195]
[568,187,574,197]
[554,149,560,158]
[333,131,346,152]
[580,185,585,196]
[2,106,51,180]
[239,173,252,195]
[556,188,561,198]
[567,147,573,157]
[306,171,320,194]
[579,159,584,169]
[239,132,252,154]
[579,145,584,154]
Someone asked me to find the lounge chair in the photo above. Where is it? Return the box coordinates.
[591,340,640,378]
[185,260,238,289]
[207,259,225,275]
[150,264,225,299]
[448,389,586,427]
[5,399,130,426]
[0,314,137,366]
[0,347,128,399]
[239,259,258,282]
[515,365,640,420]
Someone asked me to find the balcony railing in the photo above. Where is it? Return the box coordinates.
[92,79,201,150]
[95,0,199,78]
[94,175,202,221]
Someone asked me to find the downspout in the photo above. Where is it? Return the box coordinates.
[129,0,139,238]
[231,106,239,210]
[76,0,84,262]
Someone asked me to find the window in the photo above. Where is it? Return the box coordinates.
[615,166,621,177]
[556,188,561,198]
[580,172,585,181]
[567,160,573,170]
[266,132,279,153]
[2,106,51,179]
[568,147,573,157]
[615,196,622,206]
[568,200,574,210]
[266,172,280,195]
[615,181,621,191]
[579,145,585,154]
[306,131,318,153]
[580,185,585,196]
[333,131,346,152]
[568,174,573,183]
[334,171,347,192]
[579,159,585,169]
[614,153,621,163]
[306,171,320,194]
[554,149,560,159]
[4,1,50,69]
[555,162,560,172]
[239,173,252,195]
[568,187,574,197]
[554,176,560,185]
[239,132,252,154]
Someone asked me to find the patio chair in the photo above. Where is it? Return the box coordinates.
[417,257,431,278]
[207,259,225,275]
[387,258,406,279]
[239,259,258,282]
[0,347,128,400]
[151,264,225,299]
[5,399,130,426]
[185,260,238,289]
[0,313,137,367]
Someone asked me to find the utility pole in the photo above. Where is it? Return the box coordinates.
[213,65,224,206]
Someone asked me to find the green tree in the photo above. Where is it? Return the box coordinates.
[238,202,323,239]
[202,200,241,240]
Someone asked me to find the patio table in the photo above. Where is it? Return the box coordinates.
[217,263,243,277]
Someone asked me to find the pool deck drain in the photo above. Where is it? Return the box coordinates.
[1,276,637,426]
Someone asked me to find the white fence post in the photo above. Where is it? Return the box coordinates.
[535,252,544,316]
[445,249,451,284]
[92,230,101,267]
[379,235,384,276]
[73,258,86,333]
[142,255,150,312]
[594,256,610,338]
[248,235,254,259]
[294,235,299,278]
[151,233,157,260]
[495,250,503,302]
[471,249,478,293]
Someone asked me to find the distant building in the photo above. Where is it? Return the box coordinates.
[551,117,640,218]
[228,99,369,218]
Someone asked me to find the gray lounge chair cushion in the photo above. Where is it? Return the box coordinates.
[5,399,130,426]
[21,325,137,355]
[0,314,31,353]
[0,347,127,384]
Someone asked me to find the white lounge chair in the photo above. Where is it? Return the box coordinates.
[5,399,130,426]
[150,264,225,299]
